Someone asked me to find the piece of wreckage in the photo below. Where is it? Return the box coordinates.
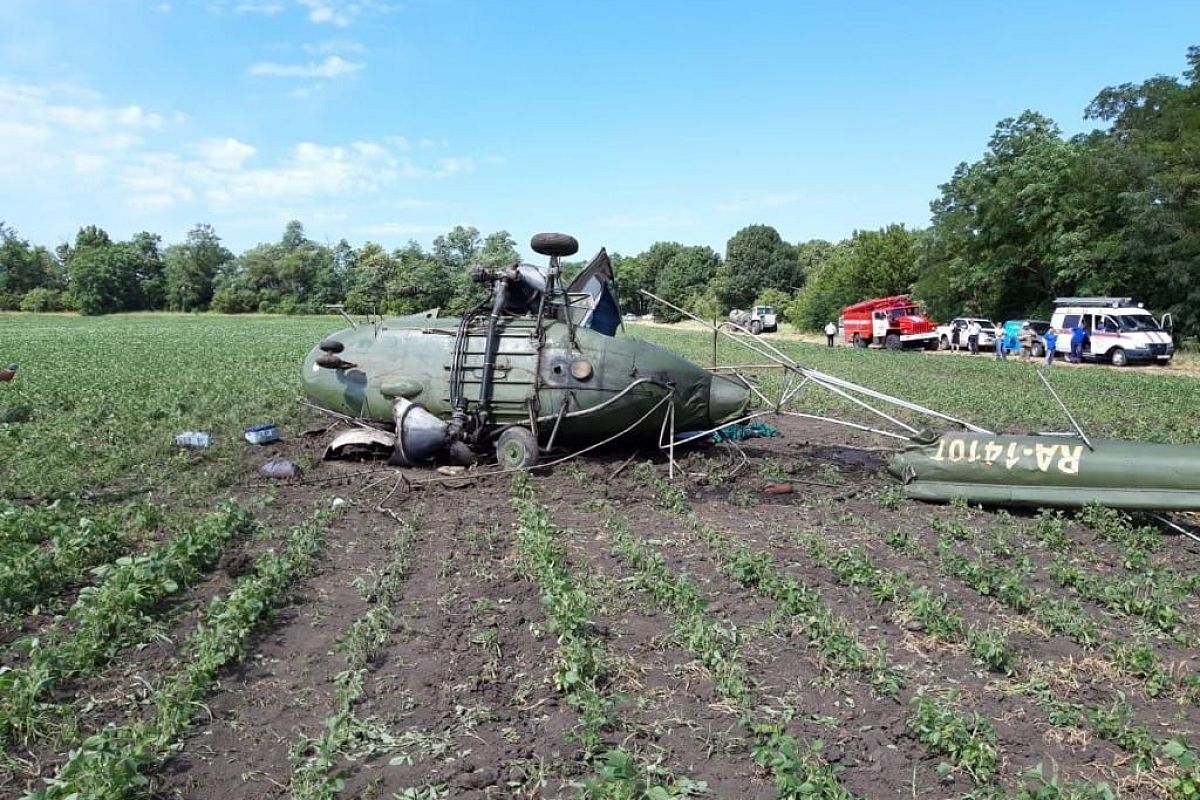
[634,292,1200,521]
[303,232,1200,525]
[303,233,752,469]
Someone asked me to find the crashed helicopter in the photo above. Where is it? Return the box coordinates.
[304,232,1200,519]
[303,233,751,469]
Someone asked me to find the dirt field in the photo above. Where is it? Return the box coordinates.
[8,413,1191,799]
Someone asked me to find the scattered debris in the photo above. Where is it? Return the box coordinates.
[324,428,395,460]
[0,363,16,382]
[712,421,781,443]
[437,465,466,477]
[244,423,281,445]
[258,457,302,478]
[175,431,212,449]
[762,482,794,495]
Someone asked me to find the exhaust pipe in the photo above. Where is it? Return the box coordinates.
[391,397,451,465]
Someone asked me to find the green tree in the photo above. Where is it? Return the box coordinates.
[164,224,233,311]
[433,225,481,272]
[1081,45,1200,337]
[791,225,921,330]
[714,225,799,311]
[69,233,142,316]
[130,231,165,309]
[654,245,721,323]
[388,241,453,314]
[344,242,398,314]
[0,224,56,309]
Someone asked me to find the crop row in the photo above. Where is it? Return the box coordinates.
[633,465,1021,789]
[789,522,1196,783]
[510,475,707,798]
[932,509,1197,638]
[790,531,1017,673]
[289,516,418,800]
[909,511,1200,701]
[835,506,1200,792]
[27,511,331,800]
[639,466,1159,796]
[602,511,856,799]
[0,500,164,622]
[0,503,255,748]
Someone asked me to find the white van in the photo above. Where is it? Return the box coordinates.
[1050,297,1174,366]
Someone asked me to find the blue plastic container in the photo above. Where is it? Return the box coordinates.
[244,424,281,445]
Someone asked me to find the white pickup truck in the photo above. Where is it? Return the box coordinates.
[728,305,778,335]
[936,318,998,350]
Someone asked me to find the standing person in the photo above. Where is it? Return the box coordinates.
[967,320,981,355]
[1043,328,1058,367]
[1070,323,1087,364]
[824,321,837,347]
[993,323,1006,360]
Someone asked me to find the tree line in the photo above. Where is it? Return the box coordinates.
[2,46,1197,338]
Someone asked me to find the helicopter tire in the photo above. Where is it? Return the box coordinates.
[530,232,579,258]
[496,426,540,469]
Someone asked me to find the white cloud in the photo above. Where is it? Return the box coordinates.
[0,78,481,226]
[433,156,473,177]
[234,1,285,13]
[0,79,173,178]
[297,0,352,26]
[152,3,172,12]
[248,55,363,78]
[196,137,257,170]
[73,153,108,174]
[303,39,365,55]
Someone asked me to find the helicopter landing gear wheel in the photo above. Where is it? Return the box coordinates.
[496,426,539,469]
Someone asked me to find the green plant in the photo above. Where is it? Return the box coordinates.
[907,690,998,783]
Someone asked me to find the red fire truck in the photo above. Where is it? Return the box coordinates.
[840,294,938,350]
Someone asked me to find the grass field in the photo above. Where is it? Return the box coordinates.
[2,312,1200,799]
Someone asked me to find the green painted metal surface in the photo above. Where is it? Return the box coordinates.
[302,313,748,445]
[889,431,1200,510]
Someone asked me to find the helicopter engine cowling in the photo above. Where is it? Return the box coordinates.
[390,397,451,466]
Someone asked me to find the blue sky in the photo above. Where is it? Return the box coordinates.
[1,1,1197,260]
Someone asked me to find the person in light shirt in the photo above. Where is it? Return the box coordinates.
[824,321,837,347]
[966,320,982,355]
